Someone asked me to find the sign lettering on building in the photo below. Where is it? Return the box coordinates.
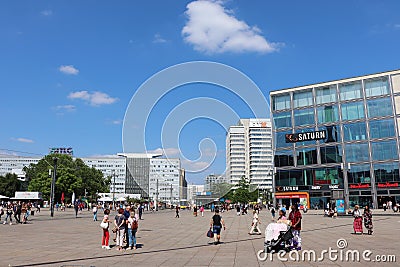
[349,183,370,189]
[285,130,326,143]
[49,147,73,155]
[276,186,298,192]
[377,182,399,188]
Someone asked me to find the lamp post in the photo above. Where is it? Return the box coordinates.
[112,170,116,210]
[50,157,58,217]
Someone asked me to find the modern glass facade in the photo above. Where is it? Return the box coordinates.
[271,70,400,210]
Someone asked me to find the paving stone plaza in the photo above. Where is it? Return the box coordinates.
[0,208,399,267]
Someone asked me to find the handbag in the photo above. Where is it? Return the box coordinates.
[100,221,108,229]
[207,228,214,238]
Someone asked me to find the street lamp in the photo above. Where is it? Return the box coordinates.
[112,170,116,210]
[50,157,58,217]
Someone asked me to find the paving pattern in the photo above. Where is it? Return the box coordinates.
[0,208,399,267]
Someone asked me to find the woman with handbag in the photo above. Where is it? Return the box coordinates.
[101,209,111,249]
[210,209,225,245]
[114,208,126,251]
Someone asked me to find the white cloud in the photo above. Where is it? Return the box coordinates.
[59,65,79,75]
[148,148,181,157]
[182,159,210,171]
[153,33,167,43]
[112,120,122,125]
[12,137,34,143]
[54,105,76,112]
[68,90,118,106]
[41,10,53,16]
[182,0,279,54]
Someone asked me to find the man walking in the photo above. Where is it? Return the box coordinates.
[175,205,180,218]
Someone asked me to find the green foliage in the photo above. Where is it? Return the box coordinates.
[225,177,258,204]
[25,154,110,202]
[0,173,21,197]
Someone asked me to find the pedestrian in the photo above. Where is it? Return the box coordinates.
[36,203,41,213]
[277,209,287,222]
[74,201,79,218]
[138,204,143,220]
[101,209,111,250]
[0,204,3,221]
[249,210,262,235]
[210,209,225,245]
[352,205,363,234]
[114,208,126,251]
[288,204,302,251]
[22,202,31,224]
[175,205,180,218]
[14,202,22,224]
[127,211,139,250]
[200,205,205,217]
[3,203,13,225]
[271,207,276,219]
[363,205,373,235]
[236,205,240,216]
[123,205,131,247]
[93,204,98,221]
[193,205,198,217]
[383,202,387,211]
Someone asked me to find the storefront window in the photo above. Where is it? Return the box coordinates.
[273,94,291,111]
[343,122,367,141]
[293,90,313,108]
[294,108,314,127]
[276,169,312,186]
[320,145,342,163]
[345,143,369,163]
[364,77,389,97]
[369,119,395,139]
[341,101,365,121]
[367,97,392,118]
[339,81,362,101]
[371,140,398,161]
[274,149,294,167]
[347,164,371,184]
[316,85,337,104]
[373,162,400,183]
[296,147,318,165]
[317,105,338,124]
[275,130,293,149]
[314,168,343,185]
[273,111,292,129]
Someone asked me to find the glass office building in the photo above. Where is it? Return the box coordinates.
[270,70,400,210]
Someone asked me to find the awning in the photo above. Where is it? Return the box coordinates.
[98,197,113,202]
[0,195,9,199]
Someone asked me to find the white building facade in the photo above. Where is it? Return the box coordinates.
[0,156,41,180]
[226,119,274,190]
[149,158,181,205]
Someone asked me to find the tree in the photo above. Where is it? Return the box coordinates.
[0,173,21,197]
[26,154,110,202]
[229,177,258,204]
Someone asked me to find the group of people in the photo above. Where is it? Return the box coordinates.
[353,205,373,235]
[0,201,37,225]
[100,205,140,251]
[382,200,399,212]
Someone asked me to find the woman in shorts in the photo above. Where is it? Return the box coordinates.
[210,209,225,245]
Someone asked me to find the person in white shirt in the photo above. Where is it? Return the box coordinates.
[249,210,261,235]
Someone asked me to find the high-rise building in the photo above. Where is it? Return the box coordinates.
[226,119,273,190]
[0,156,41,180]
[204,174,227,191]
[270,69,400,210]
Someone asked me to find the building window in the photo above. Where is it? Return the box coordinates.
[364,77,389,97]
[314,168,343,185]
[294,108,314,127]
[320,145,342,164]
[273,111,292,129]
[341,101,365,121]
[293,90,313,108]
[343,122,367,141]
[347,164,371,184]
[316,85,337,104]
[275,130,293,149]
[369,119,395,139]
[373,162,400,183]
[273,94,291,111]
[276,169,311,186]
[274,149,294,167]
[339,81,362,101]
[296,147,318,165]
[317,105,338,124]
[367,97,392,118]
[345,143,369,162]
[371,140,398,161]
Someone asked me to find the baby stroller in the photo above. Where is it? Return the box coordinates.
[264,222,293,253]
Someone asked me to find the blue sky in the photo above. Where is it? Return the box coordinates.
[1,1,400,184]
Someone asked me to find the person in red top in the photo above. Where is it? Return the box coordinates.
[288,204,302,250]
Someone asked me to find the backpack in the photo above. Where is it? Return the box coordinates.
[132,218,138,229]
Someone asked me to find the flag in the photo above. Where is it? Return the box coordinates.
[61,192,65,203]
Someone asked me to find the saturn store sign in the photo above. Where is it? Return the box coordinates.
[285,130,326,143]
